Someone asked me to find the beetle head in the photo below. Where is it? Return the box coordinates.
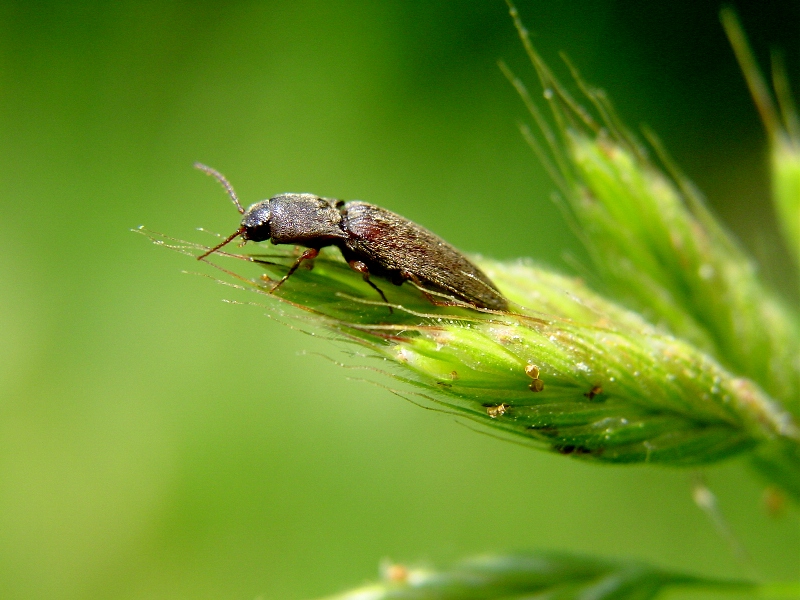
[241,200,272,242]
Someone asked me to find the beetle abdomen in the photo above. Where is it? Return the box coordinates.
[340,202,508,311]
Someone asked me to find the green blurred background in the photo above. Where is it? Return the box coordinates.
[1,1,798,598]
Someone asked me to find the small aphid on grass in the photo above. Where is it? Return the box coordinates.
[486,403,510,418]
[584,385,603,400]
[436,370,460,388]
[194,163,508,311]
[525,363,544,392]
[525,364,540,378]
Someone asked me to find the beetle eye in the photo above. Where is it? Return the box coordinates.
[243,221,271,242]
[241,202,271,242]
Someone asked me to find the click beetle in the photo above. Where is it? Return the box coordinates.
[195,163,508,311]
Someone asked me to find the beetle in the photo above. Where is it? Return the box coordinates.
[195,163,508,311]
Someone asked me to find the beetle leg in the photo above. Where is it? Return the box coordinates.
[405,273,442,305]
[402,272,465,308]
[270,248,319,293]
[349,260,392,312]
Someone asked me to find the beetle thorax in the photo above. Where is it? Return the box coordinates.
[265,194,346,246]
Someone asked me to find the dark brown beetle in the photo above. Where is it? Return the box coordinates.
[196,163,508,311]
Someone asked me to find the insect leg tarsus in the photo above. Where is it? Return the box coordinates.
[349,260,392,312]
[270,247,319,293]
[402,271,464,308]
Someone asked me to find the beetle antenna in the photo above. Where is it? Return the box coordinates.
[194,162,245,214]
[197,227,245,261]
